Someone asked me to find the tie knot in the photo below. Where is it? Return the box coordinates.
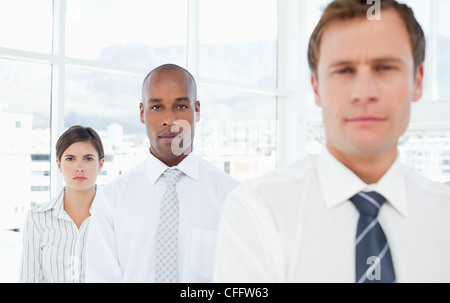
[350,191,386,217]
[163,169,183,186]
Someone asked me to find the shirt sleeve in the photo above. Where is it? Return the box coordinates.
[85,187,123,282]
[19,210,42,283]
[212,184,285,283]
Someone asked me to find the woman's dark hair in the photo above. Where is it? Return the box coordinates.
[56,125,105,161]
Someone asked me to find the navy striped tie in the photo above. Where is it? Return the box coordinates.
[350,191,396,283]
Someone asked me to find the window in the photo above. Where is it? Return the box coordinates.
[197,88,278,180]
[198,0,279,180]
[0,0,52,53]
[65,0,188,68]
[395,0,450,182]
[0,58,51,230]
[199,0,278,87]
[437,0,450,100]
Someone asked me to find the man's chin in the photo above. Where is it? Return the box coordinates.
[151,147,191,159]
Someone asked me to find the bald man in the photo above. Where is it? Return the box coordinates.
[86,64,239,283]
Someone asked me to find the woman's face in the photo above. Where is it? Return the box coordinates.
[57,141,104,191]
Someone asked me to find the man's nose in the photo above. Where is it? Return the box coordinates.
[351,69,378,104]
[162,109,175,126]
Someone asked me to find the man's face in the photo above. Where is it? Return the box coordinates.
[311,9,424,159]
[140,69,200,166]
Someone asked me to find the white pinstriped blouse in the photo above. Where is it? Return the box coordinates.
[19,188,93,283]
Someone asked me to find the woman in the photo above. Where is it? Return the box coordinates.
[20,125,105,283]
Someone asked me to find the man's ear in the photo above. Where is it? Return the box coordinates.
[311,73,321,107]
[139,102,145,124]
[412,64,424,103]
[195,101,200,122]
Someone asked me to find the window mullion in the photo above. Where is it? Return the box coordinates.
[429,0,439,101]
[50,0,66,197]
[187,0,200,81]
[276,0,310,167]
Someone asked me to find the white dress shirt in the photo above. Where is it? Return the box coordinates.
[20,188,92,283]
[213,148,450,282]
[85,152,239,283]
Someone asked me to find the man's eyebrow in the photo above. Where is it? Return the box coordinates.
[327,60,354,68]
[174,97,191,102]
[147,97,191,103]
[370,57,404,64]
[147,98,162,103]
[327,57,405,68]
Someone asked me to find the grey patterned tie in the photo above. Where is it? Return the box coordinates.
[155,168,183,283]
[350,191,396,283]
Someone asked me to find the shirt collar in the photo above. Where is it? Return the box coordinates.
[34,187,71,221]
[36,186,97,216]
[34,187,65,213]
[146,151,200,185]
[317,147,407,217]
